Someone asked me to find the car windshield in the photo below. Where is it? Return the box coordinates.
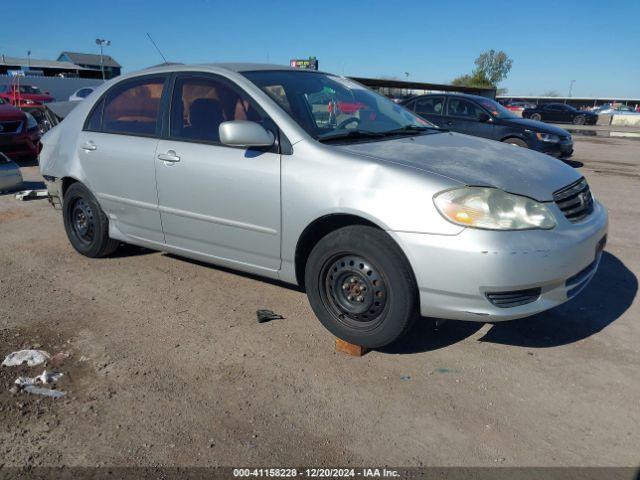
[19,85,42,94]
[242,70,436,141]
[476,98,518,119]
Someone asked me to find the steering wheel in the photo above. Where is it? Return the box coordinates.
[336,117,361,130]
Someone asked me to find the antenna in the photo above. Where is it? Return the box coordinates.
[146,33,168,63]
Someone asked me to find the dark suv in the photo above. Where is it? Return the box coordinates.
[402,94,574,158]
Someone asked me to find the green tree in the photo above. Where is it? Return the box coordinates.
[451,50,513,88]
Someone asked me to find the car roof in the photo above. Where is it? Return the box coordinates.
[405,92,494,103]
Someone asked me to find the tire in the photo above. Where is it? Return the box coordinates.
[530,113,542,121]
[573,115,586,125]
[503,137,528,148]
[304,225,418,348]
[62,182,119,258]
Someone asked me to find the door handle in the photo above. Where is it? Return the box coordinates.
[81,141,97,151]
[445,121,454,126]
[158,150,180,162]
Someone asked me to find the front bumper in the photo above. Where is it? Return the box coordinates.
[0,132,42,160]
[392,200,608,321]
[531,138,574,158]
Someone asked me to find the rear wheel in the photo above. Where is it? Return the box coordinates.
[530,113,542,121]
[503,137,528,148]
[304,225,418,348]
[573,115,586,125]
[62,182,119,258]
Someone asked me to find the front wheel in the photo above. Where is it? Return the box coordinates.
[573,115,586,125]
[304,225,418,348]
[530,113,542,121]
[62,182,119,258]
[503,137,528,148]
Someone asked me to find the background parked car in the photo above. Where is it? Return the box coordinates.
[522,103,598,125]
[503,101,535,116]
[0,84,55,106]
[0,151,23,192]
[69,87,96,101]
[0,96,43,160]
[593,104,640,115]
[402,94,574,158]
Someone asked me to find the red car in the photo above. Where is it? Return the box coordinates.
[0,83,55,106]
[0,97,42,160]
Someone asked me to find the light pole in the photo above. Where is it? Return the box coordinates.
[568,79,576,98]
[95,38,111,81]
[27,50,31,68]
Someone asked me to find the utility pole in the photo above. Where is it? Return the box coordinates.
[568,79,576,98]
[95,38,111,81]
[27,51,31,68]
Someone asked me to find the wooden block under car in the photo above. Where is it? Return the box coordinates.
[335,338,370,357]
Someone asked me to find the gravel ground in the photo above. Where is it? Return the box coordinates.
[0,136,638,468]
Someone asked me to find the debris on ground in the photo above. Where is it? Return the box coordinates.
[2,349,50,367]
[256,309,285,323]
[15,369,63,386]
[22,385,66,398]
[49,351,71,368]
[15,189,49,201]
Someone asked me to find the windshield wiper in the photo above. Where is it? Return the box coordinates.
[380,125,444,136]
[317,129,386,143]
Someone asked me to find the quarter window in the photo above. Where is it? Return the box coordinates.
[415,96,444,116]
[101,76,166,136]
[169,76,266,144]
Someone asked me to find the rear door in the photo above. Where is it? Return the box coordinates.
[154,73,281,272]
[77,75,167,243]
[443,97,494,139]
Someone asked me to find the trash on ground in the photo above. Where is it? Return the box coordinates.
[2,349,50,367]
[256,309,285,323]
[15,370,63,386]
[22,385,66,398]
[49,351,71,367]
[15,189,49,201]
[400,375,412,381]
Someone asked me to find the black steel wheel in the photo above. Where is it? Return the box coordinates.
[573,115,586,125]
[305,225,418,348]
[531,113,542,121]
[63,182,119,258]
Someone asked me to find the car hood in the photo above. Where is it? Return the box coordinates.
[501,117,570,136]
[334,132,581,201]
[0,104,25,121]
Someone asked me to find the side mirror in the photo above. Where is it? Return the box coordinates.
[219,121,274,148]
[478,112,491,123]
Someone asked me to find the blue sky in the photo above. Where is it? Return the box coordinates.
[1,0,638,97]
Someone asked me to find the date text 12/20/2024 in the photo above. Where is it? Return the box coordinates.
[233,468,400,477]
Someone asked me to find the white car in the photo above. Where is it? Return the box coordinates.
[69,87,97,102]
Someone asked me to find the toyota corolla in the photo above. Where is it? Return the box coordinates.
[39,64,608,348]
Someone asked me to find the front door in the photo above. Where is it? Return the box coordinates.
[443,97,494,139]
[77,74,167,243]
[155,73,281,273]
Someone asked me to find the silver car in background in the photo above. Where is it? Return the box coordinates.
[39,64,608,347]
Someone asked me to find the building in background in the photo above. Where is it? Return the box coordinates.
[57,52,122,79]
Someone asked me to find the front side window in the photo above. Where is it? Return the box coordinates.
[446,98,486,120]
[101,76,166,136]
[415,96,444,116]
[169,76,266,144]
[475,98,517,119]
[242,70,432,140]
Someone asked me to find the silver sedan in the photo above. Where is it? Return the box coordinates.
[39,64,608,347]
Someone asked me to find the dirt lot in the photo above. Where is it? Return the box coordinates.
[0,136,638,468]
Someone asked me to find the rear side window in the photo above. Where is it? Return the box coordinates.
[415,96,444,116]
[169,75,267,144]
[101,76,166,136]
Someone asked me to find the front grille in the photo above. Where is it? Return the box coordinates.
[0,121,23,134]
[486,287,541,308]
[553,178,594,223]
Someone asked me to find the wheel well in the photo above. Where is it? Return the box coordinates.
[501,135,526,143]
[294,214,380,288]
[61,177,79,199]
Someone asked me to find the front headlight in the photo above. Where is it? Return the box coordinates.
[433,187,556,230]
[536,132,560,143]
